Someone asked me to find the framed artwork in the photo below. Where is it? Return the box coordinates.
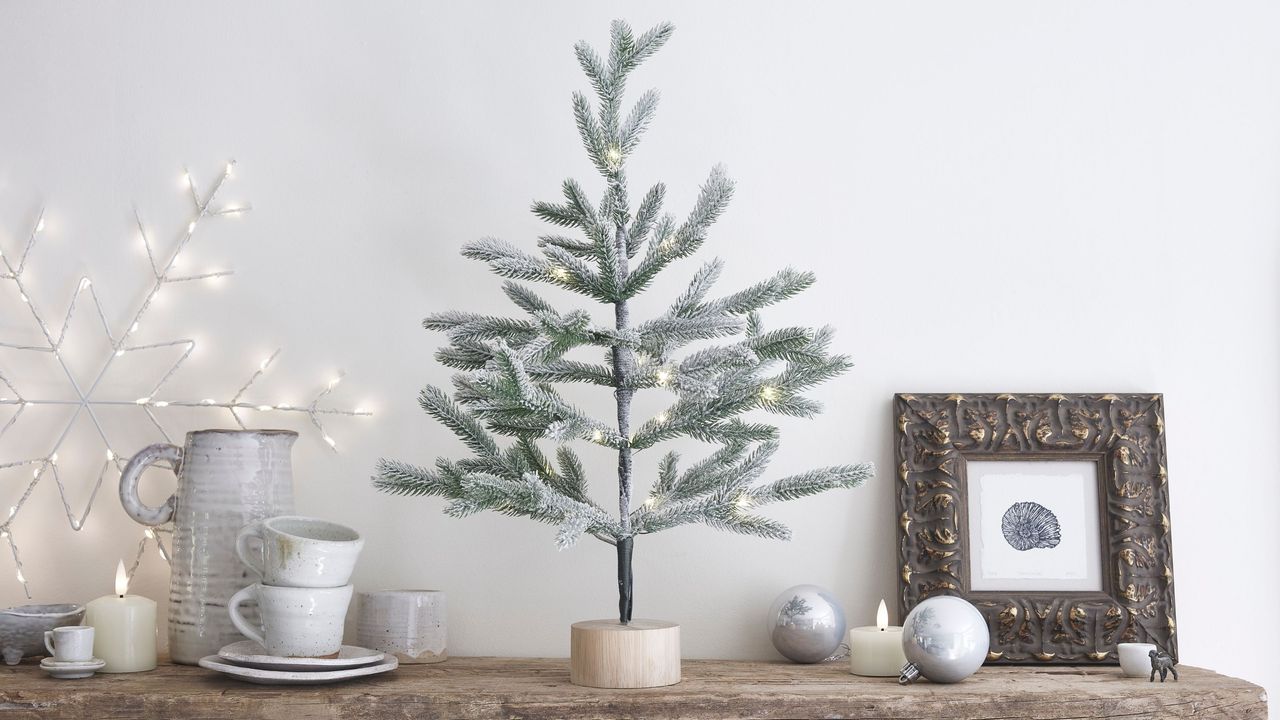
[894,393,1176,664]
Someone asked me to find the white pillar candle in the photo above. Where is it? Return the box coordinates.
[84,560,157,673]
[848,599,907,677]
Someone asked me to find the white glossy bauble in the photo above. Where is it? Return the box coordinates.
[899,595,989,683]
[766,585,846,664]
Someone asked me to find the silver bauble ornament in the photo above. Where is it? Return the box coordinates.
[766,584,846,664]
[898,595,989,684]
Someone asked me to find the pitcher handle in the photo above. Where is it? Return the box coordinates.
[119,443,182,526]
[227,586,266,646]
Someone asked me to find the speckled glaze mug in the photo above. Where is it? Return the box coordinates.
[236,516,363,588]
[228,583,353,658]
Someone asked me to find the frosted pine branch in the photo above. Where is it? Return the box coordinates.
[620,89,660,153]
[570,93,610,176]
[502,282,556,315]
[670,259,725,317]
[538,234,596,257]
[745,464,876,505]
[624,166,734,297]
[709,267,816,315]
[529,359,615,386]
[628,183,665,254]
[748,326,821,362]
[417,386,498,457]
[555,446,590,501]
[374,458,458,497]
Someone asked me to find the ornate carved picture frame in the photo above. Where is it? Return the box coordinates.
[894,393,1176,664]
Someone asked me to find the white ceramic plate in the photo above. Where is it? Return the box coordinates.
[198,654,398,685]
[217,641,385,671]
[40,657,105,679]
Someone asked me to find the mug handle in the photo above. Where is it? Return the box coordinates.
[43,630,55,656]
[227,586,266,646]
[119,443,182,526]
[235,522,266,577]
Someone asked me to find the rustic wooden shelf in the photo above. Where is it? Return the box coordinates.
[0,656,1265,719]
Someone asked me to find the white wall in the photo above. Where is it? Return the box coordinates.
[0,0,1275,703]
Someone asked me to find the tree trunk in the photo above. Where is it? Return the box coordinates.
[611,221,634,625]
[617,536,634,624]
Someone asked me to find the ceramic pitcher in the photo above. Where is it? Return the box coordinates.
[119,429,297,665]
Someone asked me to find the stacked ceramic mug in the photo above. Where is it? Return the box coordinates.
[228,516,363,659]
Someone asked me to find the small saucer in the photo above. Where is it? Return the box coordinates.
[40,657,105,679]
[199,654,397,685]
[217,641,384,671]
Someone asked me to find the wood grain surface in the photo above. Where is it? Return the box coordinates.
[570,619,681,688]
[0,656,1265,719]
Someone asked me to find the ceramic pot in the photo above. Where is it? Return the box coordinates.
[119,429,296,664]
[356,590,447,663]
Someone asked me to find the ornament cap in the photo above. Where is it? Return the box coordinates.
[898,662,921,685]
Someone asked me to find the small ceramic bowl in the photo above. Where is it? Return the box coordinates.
[0,604,85,665]
[1117,642,1158,678]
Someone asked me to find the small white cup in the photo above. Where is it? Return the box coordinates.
[44,625,95,663]
[229,583,353,658]
[1118,642,1158,678]
[236,516,363,588]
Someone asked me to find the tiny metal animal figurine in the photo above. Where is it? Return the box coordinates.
[1149,649,1178,682]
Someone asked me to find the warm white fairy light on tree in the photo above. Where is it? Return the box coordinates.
[376,21,873,625]
[0,162,370,596]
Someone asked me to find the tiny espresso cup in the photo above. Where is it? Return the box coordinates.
[236,515,363,588]
[44,625,95,663]
[229,583,353,658]
[1118,642,1158,678]
[356,590,447,664]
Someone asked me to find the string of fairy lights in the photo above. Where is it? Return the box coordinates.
[0,162,370,597]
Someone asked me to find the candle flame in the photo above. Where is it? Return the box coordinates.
[115,559,129,596]
[876,598,888,630]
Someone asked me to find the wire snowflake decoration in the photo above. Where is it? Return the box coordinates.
[0,162,370,596]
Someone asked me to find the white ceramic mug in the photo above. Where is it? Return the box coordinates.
[228,583,353,658]
[236,516,363,588]
[44,625,95,663]
[356,590,447,664]
[1118,642,1158,677]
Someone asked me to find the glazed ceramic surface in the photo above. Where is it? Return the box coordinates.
[40,657,105,679]
[1118,642,1158,678]
[0,604,85,665]
[236,516,363,588]
[44,625,94,663]
[356,589,447,663]
[228,583,353,658]
[197,654,398,685]
[119,429,296,665]
[217,641,383,671]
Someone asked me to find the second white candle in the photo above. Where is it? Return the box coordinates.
[848,599,907,677]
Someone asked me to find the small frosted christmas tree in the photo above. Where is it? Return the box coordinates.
[375,20,873,626]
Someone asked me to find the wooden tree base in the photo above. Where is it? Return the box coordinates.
[569,619,681,689]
